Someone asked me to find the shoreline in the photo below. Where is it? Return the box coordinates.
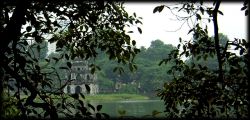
[84,93,152,101]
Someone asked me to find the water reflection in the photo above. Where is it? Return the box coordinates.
[90,100,165,118]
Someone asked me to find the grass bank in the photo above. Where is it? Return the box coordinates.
[16,93,149,101]
[85,93,149,101]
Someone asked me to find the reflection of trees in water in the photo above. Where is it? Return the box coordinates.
[94,100,164,118]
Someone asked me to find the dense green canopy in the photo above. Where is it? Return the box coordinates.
[0,0,142,119]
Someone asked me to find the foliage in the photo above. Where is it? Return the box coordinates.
[1,93,21,118]
[0,0,142,119]
[185,33,230,71]
[156,1,248,118]
[27,41,49,60]
[59,93,109,119]
[94,39,175,94]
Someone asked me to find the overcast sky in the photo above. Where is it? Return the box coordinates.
[48,2,247,54]
[124,2,247,48]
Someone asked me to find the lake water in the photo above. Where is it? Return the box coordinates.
[90,99,165,118]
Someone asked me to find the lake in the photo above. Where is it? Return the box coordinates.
[90,99,165,118]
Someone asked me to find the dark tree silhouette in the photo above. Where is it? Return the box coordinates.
[156,1,249,118]
[0,0,142,119]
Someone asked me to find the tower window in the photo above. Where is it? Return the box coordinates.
[87,75,90,81]
[67,86,71,93]
[75,86,82,94]
[71,73,76,80]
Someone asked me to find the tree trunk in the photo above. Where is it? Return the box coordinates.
[212,0,223,83]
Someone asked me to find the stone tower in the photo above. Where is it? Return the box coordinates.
[63,58,98,95]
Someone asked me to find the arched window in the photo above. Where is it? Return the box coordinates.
[71,73,76,80]
[87,75,90,81]
[67,86,71,94]
[75,86,82,94]
[76,74,81,81]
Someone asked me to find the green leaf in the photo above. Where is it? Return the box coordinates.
[183,45,186,51]
[153,5,164,13]
[132,40,136,46]
[80,93,85,99]
[159,60,164,66]
[133,12,136,17]
[88,103,95,111]
[78,100,84,107]
[85,84,90,92]
[52,57,59,62]
[137,27,142,34]
[97,105,102,111]
[45,58,50,62]
[200,7,204,15]
[208,19,211,23]
[48,37,56,43]
[196,14,201,20]
[158,5,164,13]
[67,62,72,68]
[153,6,159,13]
[177,44,181,49]
[179,37,182,42]
[91,68,95,74]
[218,10,223,15]
[188,29,193,34]
[135,20,142,24]
[241,6,247,11]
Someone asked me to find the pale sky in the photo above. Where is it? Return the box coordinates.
[124,2,247,48]
[48,2,247,54]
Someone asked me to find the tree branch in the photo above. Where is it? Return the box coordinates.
[2,55,58,119]
[212,0,223,83]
